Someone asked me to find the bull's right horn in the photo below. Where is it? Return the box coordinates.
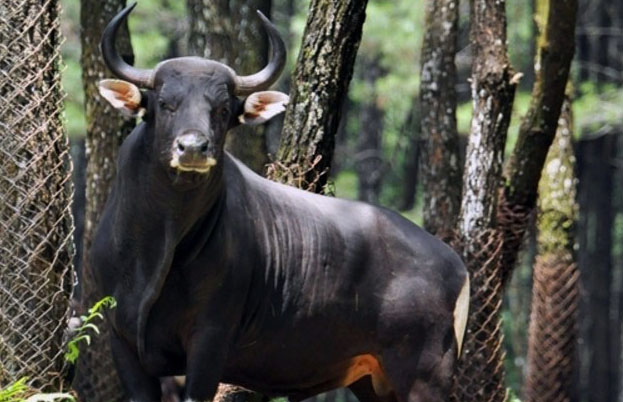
[101,2,154,88]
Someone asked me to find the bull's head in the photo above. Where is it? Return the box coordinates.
[98,3,288,178]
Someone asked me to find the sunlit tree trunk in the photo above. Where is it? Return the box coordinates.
[451,0,517,400]
[524,93,580,402]
[267,0,368,193]
[73,0,135,400]
[187,0,271,174]
[419,0,462,238]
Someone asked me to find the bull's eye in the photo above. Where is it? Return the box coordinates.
[213,106,229,121]
[158,98,176,112]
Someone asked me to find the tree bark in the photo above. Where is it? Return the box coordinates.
[187,0,271,174]
[419,0,462,238]
[499,0,578,284]
[355,56,384,204]
[524,93,580,402]
[451,0,517,400]
[398,102,421,212]
[584,134,616,402]
[73,1,135,400]
[0,0,73,391]
[267,0,368,193]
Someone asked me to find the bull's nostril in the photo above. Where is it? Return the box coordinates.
[177,142,185,152]
[200,144,209,153]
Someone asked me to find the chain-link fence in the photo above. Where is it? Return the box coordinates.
[0,0,74,392]
[524,255,579,402]
[450,229,508,402]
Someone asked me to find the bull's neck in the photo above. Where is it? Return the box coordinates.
[145,162,225,232]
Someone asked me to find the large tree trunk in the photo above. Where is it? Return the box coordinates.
[355,56,384,204]
[73,1,135,400]
[451,0,517,400]
[0,0,73,391]
[581,134,617,402]
[524,94,580,402]
[187,0,271,174]
[267,0,368,193]
[419,0,462,238]
[498,0,578,284]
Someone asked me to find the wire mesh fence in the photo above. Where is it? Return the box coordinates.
[0,0,74,392]
[524,255,579,402]
[450,229,508,402]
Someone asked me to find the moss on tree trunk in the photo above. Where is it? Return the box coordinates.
[524,93,579,402]
[498,0,578,283]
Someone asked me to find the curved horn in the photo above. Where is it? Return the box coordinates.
[101,3,154,88]
[235,11,286,96]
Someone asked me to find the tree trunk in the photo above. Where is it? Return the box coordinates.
[187,0,271,174]
[0,0,73,391]
[73,1,135,400]
[524,94,580,402]
[355,56,384,204]
[419,0,462,238]
[498,0,578,285]
[398,102,421,212]
[585,134,617,402]
[451,0,517,400]
[267,0,368,193]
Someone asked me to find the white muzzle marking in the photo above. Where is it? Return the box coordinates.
[170,155,217,173]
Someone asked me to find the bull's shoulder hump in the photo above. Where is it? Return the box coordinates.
[223,154,373,221]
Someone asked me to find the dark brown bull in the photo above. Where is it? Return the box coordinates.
[90,4,470,402]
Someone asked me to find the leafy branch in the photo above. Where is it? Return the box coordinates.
[65,296,117,364]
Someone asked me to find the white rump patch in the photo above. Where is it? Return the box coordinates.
[453,275,470,357]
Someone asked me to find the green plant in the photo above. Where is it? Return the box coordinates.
[0,378,74,402]
[65,296,117,364]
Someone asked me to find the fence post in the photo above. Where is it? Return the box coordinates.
[0,0,74,392]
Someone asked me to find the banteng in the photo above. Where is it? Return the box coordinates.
[90,4,470,402]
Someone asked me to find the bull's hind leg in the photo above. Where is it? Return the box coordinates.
[381,325,457,402]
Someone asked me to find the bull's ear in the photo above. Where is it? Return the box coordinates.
[98,79,145,117]
[238,91,289,126]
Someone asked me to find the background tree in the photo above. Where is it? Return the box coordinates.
[72,0,135,400]
[419,0,462,238]
[451,0,517,400]
[355,55,385,204]
[0,0,74,391]
[186,0,271,174]
[498,0,578,285]
[267,0,368,193]
[524,93,579,402]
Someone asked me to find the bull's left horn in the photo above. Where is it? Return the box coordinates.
[234,11,286,96]
[101,2,155,88]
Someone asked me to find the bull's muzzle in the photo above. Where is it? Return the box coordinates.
[170,132,217,173]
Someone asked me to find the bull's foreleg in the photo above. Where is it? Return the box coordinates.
[184,326,230,402]
[110,333,162,402]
